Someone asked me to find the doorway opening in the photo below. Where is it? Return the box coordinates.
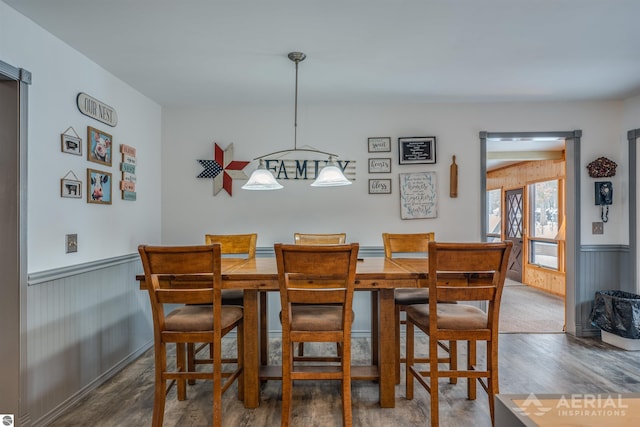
[482,132,572,333]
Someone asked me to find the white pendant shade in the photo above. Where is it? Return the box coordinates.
[311,162,352,187]
[241,162,283,190]
[242,52,351,191]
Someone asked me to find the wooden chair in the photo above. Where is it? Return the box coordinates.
[293,232,346,358]
[405,241,512,427]
[382,232,454,384]
[189,234,258,375]
[138,244,243,427]
[275,243,359,427]
[294,232,346,245]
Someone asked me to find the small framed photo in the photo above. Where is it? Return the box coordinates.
[398,136,436,165]
[87,126,113,166]
[87,168,112,204]
[368,137,391,153]
[61,134,82,156]
[368,158,392,173]
[369,179,392,194]
[60,178,82,198]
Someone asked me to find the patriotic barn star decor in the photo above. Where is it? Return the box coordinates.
[197,143,249,196]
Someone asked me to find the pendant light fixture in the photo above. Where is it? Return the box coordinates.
[242,52,352,190]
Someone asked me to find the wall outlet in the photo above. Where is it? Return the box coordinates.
[592,222,604,235]
[66,234,78,253]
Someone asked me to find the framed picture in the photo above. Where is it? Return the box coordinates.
[368,158,392,173]
[60,178,82,198]
[87,126,113,166]
[369,179,392,194]
[398,136,436,165]
[87,168,112,204]
[61,133,82,156]
[399,172,437,219]
[368,137,391,153]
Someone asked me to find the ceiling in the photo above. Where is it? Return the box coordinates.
[5,0,640,107]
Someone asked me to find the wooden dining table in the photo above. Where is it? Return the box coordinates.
[137,256,429,409]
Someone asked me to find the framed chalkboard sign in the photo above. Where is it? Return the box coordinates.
[398,136,436,164]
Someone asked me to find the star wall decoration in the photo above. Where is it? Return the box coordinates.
[197,143,249,196]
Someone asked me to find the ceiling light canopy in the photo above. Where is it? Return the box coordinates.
[242,52,351,190]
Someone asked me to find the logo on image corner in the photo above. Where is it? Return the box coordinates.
[514,393,553,417]
[1,415,14,427]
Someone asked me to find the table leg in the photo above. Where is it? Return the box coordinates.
[371,291,379,366]
[379,288,395,407]
[260,292,268,367]
[243,290,260,408]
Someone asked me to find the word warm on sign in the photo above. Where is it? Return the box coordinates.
[77,92,118,127]
[263,159,355,181]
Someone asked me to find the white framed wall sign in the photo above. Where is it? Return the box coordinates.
[399,172,437,219]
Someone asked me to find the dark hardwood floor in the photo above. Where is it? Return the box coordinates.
[49,334,640,427]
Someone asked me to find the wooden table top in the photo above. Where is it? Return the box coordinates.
[137,257,429,290]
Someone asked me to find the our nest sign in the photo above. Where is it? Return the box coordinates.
[76,92,118,127]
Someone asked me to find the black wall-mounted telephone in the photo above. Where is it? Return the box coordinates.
[595,181,613,223]
[595,181,613,206]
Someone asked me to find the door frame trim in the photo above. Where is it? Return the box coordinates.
[1,58,31,424]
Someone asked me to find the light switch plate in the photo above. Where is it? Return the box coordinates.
[592,222,604,235]
[66,234,78,253]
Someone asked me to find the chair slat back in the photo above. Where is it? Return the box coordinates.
[138,244,223,319]
[427,241,512,324]
[294,233,347,245]
[205,233,257,258]
[382,232,435,257]
[275,243,359,323]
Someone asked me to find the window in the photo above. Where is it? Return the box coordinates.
[486,189,501,242]
[529,180,559,269]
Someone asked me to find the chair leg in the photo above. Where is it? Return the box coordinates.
[260,292,268,366]
[429,336,439,427]
[176,343,187,401]
[405,318,414,400]
[237,321,244,401]
[342,343,352,427]
[467,340,477,400]
[187,343,196,385]
[488,338,499,425]
[449,340,458,385]
[213,337,222,427]
[281,340,293,427]
[152,343,167,427]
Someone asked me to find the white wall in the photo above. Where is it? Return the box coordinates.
[0,2,163,273]
[162,101,625,247]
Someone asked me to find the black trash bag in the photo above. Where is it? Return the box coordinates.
[590,290,640,339]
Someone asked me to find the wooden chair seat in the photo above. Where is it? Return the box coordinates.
[394,288,428,305]
[405,303,487,330]
[221,289,244,305]
[165,305,243,331]
[284,305,354,331]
